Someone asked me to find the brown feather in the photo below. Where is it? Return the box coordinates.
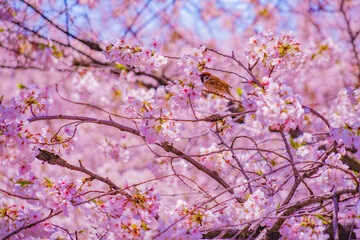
[200,72,236,100]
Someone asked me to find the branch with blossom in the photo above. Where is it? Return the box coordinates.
[1,0,360,239]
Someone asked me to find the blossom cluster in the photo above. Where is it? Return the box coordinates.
[330,127,360,151]
[99,136,130,163]
[305,38,340,67]
[243,189,274,222]
[13,173,84,215]
[246,31,303,72]
[208,116,235,136]
[327,87,360,159]
[0,86,51,174]
[1,174,85,238]
[338,201,360,239]
[0,24,62,69]
[166,46,215,107]
[199,143,232,176]
[123,96,182,143]
[4,85,73,155]
[103,38,167,74]
[72,71,100,95]
[252,77,304,131]
[279,215,329,240]
[13,85,50,115]
[4,171,163,239]
[84,187,160,239]
[219,189,275,228]
[162,199,218,239]
[308,152,356,193]
[0,203,53,239]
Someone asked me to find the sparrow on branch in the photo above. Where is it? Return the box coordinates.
[200,72,236,101]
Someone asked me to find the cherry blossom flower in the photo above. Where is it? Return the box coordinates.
[246,31,303,73]
[104,38,168,74]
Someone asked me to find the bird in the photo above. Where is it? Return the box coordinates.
[199,72,236,101]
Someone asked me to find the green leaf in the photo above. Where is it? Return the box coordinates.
[16,180,33,187]
[236,88,242,97]
[270,159,277,167]
[314,214,326,221]
[289,137,298,149]
[314,214,330,224]
[44,177,54,187]
[17,83,27,89]
[141,222,149,230]
[115,64,127,71]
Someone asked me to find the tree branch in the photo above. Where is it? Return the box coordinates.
[20,0,102,51]
[29,115,244,203]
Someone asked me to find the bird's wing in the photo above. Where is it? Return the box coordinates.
[211,78,232,88]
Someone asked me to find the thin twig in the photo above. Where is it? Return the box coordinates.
[20,0,102,51]
[280,131,314,197]
[0,188,39,201]
[212,130,253,194]
[206,47,264,88]
[29,115,243,203]
[35,149,124,192]
[339,0,360,81]
[2,210,62,240]
[333,189,339,240]
[303,105,331,129]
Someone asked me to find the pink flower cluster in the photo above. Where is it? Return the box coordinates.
[326,87,360,157]
[217,189,275,228]
[166,46,215,106]
[305,38,340,67]
[308,152,355,193]
[246,31,303,72]
[208,116,235,136]
[84,186,160,239]
[279,215,329,240]
[162,199,218,239]
[123,96,182,143]
[243,189,274,222]
[104,38,167,74]
[253,77,304,131]
[0,86,50,174]
[338,202,360,239]
[199,143,232,176]
[1,173,85,238]
[72,71,100,95]
[99,136,130,163]
[0,204,52,239]
[13,85,50,115]
[330,128,360,149]
[13,173,84,215]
